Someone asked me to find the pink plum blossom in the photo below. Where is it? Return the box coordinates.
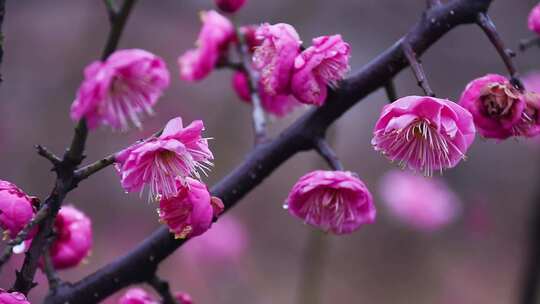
[458,74,524,139]
[175,292,193,304]
[118,288,158,304]
[285,170,376,235]
[291,35,350,106]
[232,71,299,117]
[71,49,170,131]
[252,23,302,96]
[0,289,31,304]
[183,215,247,263]
[379,170,461,231]
[115,117,213,201]
[178,10,234,81]
[48,205,92,270]
[0,180,37,239]
[215,0,246,13]
[158,178,217,239]
[372,96,476,176]
[529,3,540,35]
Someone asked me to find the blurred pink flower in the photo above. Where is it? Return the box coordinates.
[175,292,193,304]
[372,96,476,176]
[0,289,30,304]
[379,170,461,231]
[158,178,216,239]
[514,92,540,137]
[49,205,92,270]
[0,180,37,239]
[529,3,540,35]
[285,170,375,235]
[118,288,158,304]
[459,74,524,139]
[523,71,540,92]
[179,10,234,81]
[183,215,248,263]
[71,49,170,131]
[115,117,213,201]
[291,35,350,106]
[253,23,302,96]
[238,25,259,52]
[215,0,246,13]
[231,71,299,117]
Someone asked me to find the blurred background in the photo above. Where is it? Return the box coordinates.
[1,0,539,303]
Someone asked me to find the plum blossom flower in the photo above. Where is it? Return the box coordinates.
[71,49,170,131]
[291,35,350,106]
[232,71,299,117]
[175,292,193,304]
[459,74,525,139]
[158,178,218,239]
[118,288,158,304]
[285,170,375,235]
[0,180,37,239]
[379,170,461,231]
[215,0,246,13]
[372,96,476,176]
[48,205,92,270]
[179,10,234,81]
[529,3,540,35]
[115,117,213,201]
[183,215,247,263]
[252,23,302,96]
[0,289,31,304]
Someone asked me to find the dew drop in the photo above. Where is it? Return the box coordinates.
[282,204,289,210]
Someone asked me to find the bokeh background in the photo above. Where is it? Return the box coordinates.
[1,0,539,303]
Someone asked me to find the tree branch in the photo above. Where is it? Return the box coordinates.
[402,40,435,96]
[476,12,523,89]
[35,145,62,166]
[74,154,116,182]
[44,0,494,303]
[314,138,343,171]
[384,80,397,102]
[148,275,177,304]
[235,28,267,144]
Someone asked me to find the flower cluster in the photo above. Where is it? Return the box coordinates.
[459,74,540,139]
[118,288,192,304]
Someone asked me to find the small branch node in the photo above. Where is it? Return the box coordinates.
[36,145,62,166]
[314,137,344,171]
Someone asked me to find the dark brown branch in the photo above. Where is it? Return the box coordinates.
[0,0,5,84]
[520,36,540,52]
[44,1,494,303]
[476,12,523,89]
[36,145,62,166]
[384,80,397,102]
[402,41,435,96]
[74,154,116,182]
[148,275,178,304]
[235,28,267,144]
[12,1,138,295]
[519,177,540,304]
[314,138,343,171]
[43,237,61,291]
[103,0,117,22]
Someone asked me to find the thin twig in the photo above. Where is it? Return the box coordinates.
[74,154,116,182]
[520,36,540,52]
[235,28,267,144]
[402,41,435,97]
[314,137,344,171]
[148,275,178,304]
[101,0,137,61]
[384,80,397,102]
[43,237,62,291]
[476,12,523,89]
[35,145,62,166]
[103,0,117,22]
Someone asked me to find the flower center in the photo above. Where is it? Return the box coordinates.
[480,84,519,117]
